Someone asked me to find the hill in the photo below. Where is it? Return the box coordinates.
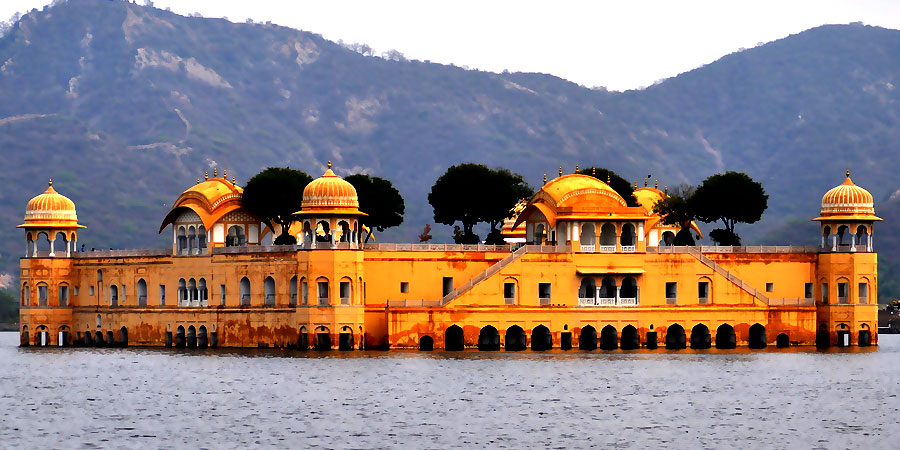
[2,0,900,300]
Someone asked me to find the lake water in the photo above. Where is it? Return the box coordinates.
[1,332,900,449]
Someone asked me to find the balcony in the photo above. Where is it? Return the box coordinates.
[621,245,636,253]
[578,295,639,307]
[599,245,616,253]
[580,244,595,253]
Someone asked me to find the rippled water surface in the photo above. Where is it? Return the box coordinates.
[2,332,900,448]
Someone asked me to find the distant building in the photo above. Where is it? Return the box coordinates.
[18,167,878,350]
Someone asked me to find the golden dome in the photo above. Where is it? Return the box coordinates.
[514,174,647,228]
[18,180,85,229]
[159,176,247,232]
[814,171,881,221]
[632,187,666,212]
[296,164,364,216]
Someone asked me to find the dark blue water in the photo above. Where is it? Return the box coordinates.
[1,332,899,448]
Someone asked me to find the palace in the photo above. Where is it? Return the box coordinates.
[18,166,879,350]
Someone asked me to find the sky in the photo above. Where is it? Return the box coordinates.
[4,0,900,90]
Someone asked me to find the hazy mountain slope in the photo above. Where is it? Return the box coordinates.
[2,1,900,300]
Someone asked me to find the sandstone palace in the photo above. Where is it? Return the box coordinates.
[17,166,879,350]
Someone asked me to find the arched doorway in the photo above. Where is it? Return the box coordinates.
[20,325,29,347]
[580,223,596,252]
[776,333,790,348]
[859,324,872,347]
[187,325,197,348]
[84,330,93,346]
[298,327,309,350]
[749,323,767,349]
[504,325,526,351]
[715,324,736,349]
[35,326,50,346]
[106,331,114,345]
[315,327,331,350]
[175,325,185,348]
[690,324,711,349]
[478,325,500,351]
[620,223,636,251]
[264,276,276,306]
[579,325,597,350]
[665,324,686,349]
[620,325,639,350]
[198,325,208,348]
[119,326,128,347]
[95,331,104,346]
[339,326,354,351]
[599,278,617,305]
[531,325,552,351]
[445,325,465,351]
[816,324,830,348]
[599,325,618,350]
[419,335,434,351]
[579,278,596,304]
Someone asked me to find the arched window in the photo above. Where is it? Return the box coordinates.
[53,232,67,256]
[97,269,103,282]
[339,277,352,305]
[177,226,187,255]
[579,278,596,303]
[109,284,118,307]
[698,277,712,304]
[316,221,331,243]
[198,278,208,305]
[240,277,251,306]
[36,232,50,255]
[620,223,636,251]
[137,279,147,306]
[856,225,869,251]
[22,283,29,306]
[338,220,351,243]
[227,225,246,247]
[198,226,207,253]
[302,221,312,246]
[661,230,675,246]
[599,223,616,251]
[188,278,198,304]
[300,277,308,305]
[620,277,638,305]
[26,232,34,258]
[178,278,187,305]
[599,277,617,304]
[503,278,517,305]
[534,223,545,244]
[264,277,276,306]
[837,277,850,304]
[58,282,69,306]
[317,277,330,305]
[289,276,298,306]
[37,283,48,306]
[579,223,596,252]
[859,278,870,304]
[188,226,197,254]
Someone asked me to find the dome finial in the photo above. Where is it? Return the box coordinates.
[558,166,563,176]
[232,176,236,185]
[543,173,547,183]
[328,160,332,169]
[664,185,669,195]
[591,167,596,177]
[846,169,851,178]
[607,173,611,184]
[655,179,658,189]
[223,169,228,179]
[48,178,53,187]
[575,164,579,174]
[214,167,218,178]
[204,171,209,181]
[197,178,201,184]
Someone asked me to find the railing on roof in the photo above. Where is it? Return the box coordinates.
[649,245,819,254]
[387,299,442,307]
[363,243,517,252]
[73,249,170,258]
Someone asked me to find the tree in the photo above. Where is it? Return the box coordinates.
[242,167,312,245]
[691,171,768,245]
[653,185,697,245]
[344,174,405,233]
[428,164,532,244]
[577,167,639,206]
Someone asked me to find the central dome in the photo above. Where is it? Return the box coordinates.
[297,163,363,216]
[18,180,85,229]
[815,171,880,221]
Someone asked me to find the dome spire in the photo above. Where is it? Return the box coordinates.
[328,160,332,169]
[543,173,547,183]
[48,178,53,187]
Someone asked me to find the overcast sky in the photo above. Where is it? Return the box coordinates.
[4,0,900,90]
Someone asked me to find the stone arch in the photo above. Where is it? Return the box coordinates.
[188,278,198,304]
[109,284,118,307]
[175,325,186,348]
[665,324,686,349]
[531,325,552,351]
[579,325,597,350]
[58,282,70,306]
[533,223,546,244]
[53,231,68,255]
[661,230,675,246]
[776,333,790,348]
[57,325,71,347]
[445,325,465,351]
[837,225,849,246]
[20,325,29,347]
[36,231,50,255]
[579,278,596,301]
[315,326,331,350]
[599,223,616,248]
[749,323,767,349]
[21,282,29,306]
[338,220,351,243]
[289,276,298,306]
[690,324,711,349]
[316,220,331,243]
[177,226,187,254]
[620,223,636,248]
[478,325,500,351]
[620,325,639,350]
[36,282,48,306]
[187,325,197,348]
[198,225,207,253]
[339,276,353,305]
[715,324,736,349]
[264,276,276,306]
[298,326,309,350]
[503,277,518,305]
[419,335,434,351]
[137,279,147,306]
[35,325,50,346]
[119,326,128,347]
[599,325,618,350]
[859,323,872,347]
[504,325,526,351]
[339,325,354,351]
[240,277,251,306]
[95,330,104,346]
[187,226,197,254]
[316,277,330,305]
[580,223,596,247]
[178,278,187,304]
[198,325,208,348]
[599,277,617,302]
[198,278,207,304]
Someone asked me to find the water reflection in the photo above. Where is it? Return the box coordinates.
[2,332,897,448]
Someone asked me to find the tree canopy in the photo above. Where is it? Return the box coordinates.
[577,167,639,206]
[691,171,768,245]
[242,167,312,245]
[344,174,405,233]
[652,186,697,245]
[428,164,532,244]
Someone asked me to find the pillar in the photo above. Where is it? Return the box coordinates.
[49,234,56,257]
[850,233,857,252]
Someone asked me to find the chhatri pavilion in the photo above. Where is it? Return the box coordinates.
[17,166,879,350]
